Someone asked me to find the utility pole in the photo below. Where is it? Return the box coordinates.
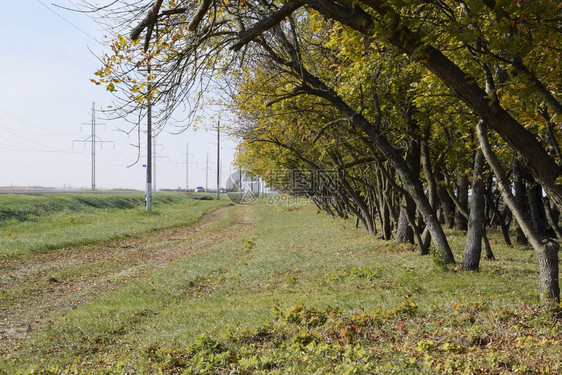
[205,152,209,191]
[153,135,157,192]
[217,120,220,199]
[186,143,190,190]
[143,140,167,192]
[146,63,153,211]
[91,102,96,190]
[178,142,193,191]
[152,139,168,191]
[73,102,112,190]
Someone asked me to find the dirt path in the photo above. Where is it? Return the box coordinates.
[0,205,254,354]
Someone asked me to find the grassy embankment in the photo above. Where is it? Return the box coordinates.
[0,192,225,257]
[1,196,560,374]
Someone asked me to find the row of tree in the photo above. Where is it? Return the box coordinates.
[89,0,560,304]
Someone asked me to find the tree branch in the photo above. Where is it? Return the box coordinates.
[188,0,213,31]
[230,0,306,51]
[130,0,164,43]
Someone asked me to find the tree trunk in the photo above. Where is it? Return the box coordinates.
[477,121,560,305]
[396,199,414,243]
[512,157,529,245]
[483,232,496,260]
[338,169,375,234]
[485,190,512,247]
[373,134,453,262]
[376,169,393,240]
[527,179,549,237]
[397,134,420,245]
[435,169,455,229]
[420,128,438,249]
[462,149,486,271]
[381,197,392,240]
[455,174,469,231]
[405,198,429,255]
[543,196,562,240]
[538,241,561,305]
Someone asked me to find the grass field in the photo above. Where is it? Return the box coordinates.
[0,192,226,257]
[0,196,560,374]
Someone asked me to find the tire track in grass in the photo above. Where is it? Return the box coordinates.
[0,205,254,354]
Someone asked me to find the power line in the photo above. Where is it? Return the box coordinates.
[36,0,99,42]
[0,106,78,136]
[0,140,78,154]
[1,126,77,153]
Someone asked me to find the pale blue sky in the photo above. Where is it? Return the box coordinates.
[0,1,236,190]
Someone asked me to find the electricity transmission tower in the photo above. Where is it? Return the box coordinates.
[152,139,168,191]
[143,139,167,192]
[206,152,209,191]
[216,121,220,199]
[73,102,113,190]
[177,142,194,190]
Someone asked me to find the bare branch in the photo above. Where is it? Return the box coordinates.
[53,0,119,13]
[230,0,306,51]
[130,0,164,43]
[187,0,213,31]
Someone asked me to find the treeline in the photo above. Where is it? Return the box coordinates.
[225,1,561,305]
[92,0,561,304]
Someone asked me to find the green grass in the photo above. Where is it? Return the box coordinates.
[2,198,561,374]
[0,193,186,222]
[0,193,227,257]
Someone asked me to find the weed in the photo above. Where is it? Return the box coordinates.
[326,266,383,282]
[22,300,560,374]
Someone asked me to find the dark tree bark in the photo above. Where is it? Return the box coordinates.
[381,196,392,240]
[375,169,393,240]
[477,121,560,305]
[543,196,562,240]
[485,190,512,247]
[396,201,414,244]
[455,174,469,231]
[504,206,513,228]
[396,135,421,244]
[483,233,496,260]
[420,129,439,250]
[526,178,549,237]
[512,157,529,245]
[329,152,377,234]
[539,241,561,305]
[435,169,456,229]
[462,149,486,270]
[340,177,375,234]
